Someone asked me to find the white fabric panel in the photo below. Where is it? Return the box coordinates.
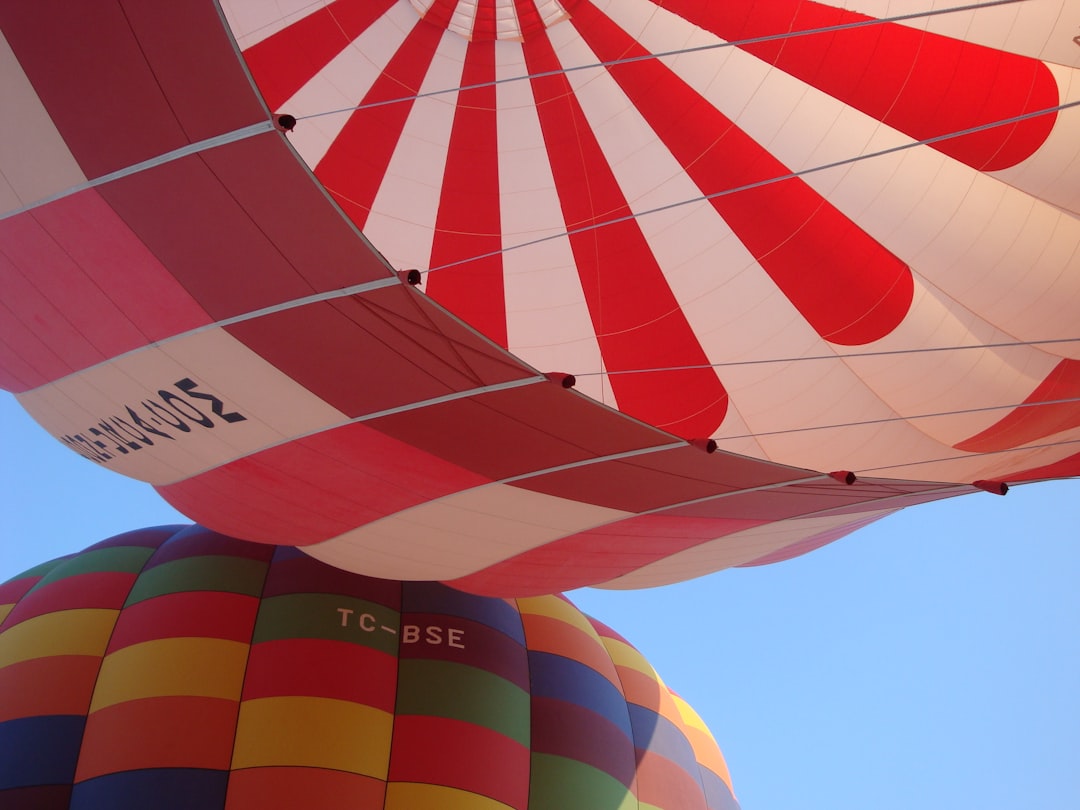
[303,483,631,579]
[595,508,899,589]
[449,1,481,39]
[816,148,1080,360]
[15,329,347,485]
[842,281,1062,437]
[0,31,86,215]
[495,39,615,406]
[218,0,328,50]
[855,434,1080,482]
[993,64,1080,215]
[281,2,416,166]
[407,0,572,40]
[362,29,465,275]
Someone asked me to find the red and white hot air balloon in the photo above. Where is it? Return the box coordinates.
[1,0,1078,593]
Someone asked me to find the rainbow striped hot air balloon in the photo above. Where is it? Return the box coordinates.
[0,525,738,809]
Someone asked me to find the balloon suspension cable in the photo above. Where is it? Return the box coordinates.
[709,395,1080,443]
[282,0,1078,474]
[583,342,1080,468]
[577,338,1080,376]
[849,436,1080,478]
[296,0,1033,123]
[417,97,1080,280]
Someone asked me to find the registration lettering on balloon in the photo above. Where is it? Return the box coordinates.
[336,608,466,649]
[401,624,466,649]
[57,378,247,465]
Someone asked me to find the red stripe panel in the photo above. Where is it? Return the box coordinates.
[225,767,387,810]
[573,2,913,347]
[448,514,765,596]
[370,383,673,480]
[425,39,508,347]
[0,190,212,392]
[516,446,803,512]
[388,715,530,808]
[199,135,394,290]
[0,656,101,723]
[663,0,1059,171]
[75,696,239,781]
[116,0,267,142]
[523,32,729,438]
[242,639,397,709]
[0,577,41,612]
[0,1,185,178]
[156,420,490,547]
[0,0,263,179]
[97,139,384,322]
[635,749,709,810]
[421,0,456,32]
[531,696,636,787]
[25,190,211,337]
[225,287,531,419]
[0,249,94,392]
[104,591,261,653]
[241,0,397,113]
[955,359,1080,453]
[315,18,445,230]
[2,572,135,626]
[0,312,48,392]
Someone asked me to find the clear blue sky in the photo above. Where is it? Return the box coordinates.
[2,391,1077,809]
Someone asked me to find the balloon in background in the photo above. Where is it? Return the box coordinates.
[2,1,1078,592]
[0,525,738,810]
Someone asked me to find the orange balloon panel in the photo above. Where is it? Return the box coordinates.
[0,525,738,810]
[2,1,1077,591]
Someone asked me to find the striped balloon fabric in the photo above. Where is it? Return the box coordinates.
[0,525,738,810]
[4,1,1078,592]
[229,0,1080,485]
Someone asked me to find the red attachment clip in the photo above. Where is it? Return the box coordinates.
[973,480,1009,496]
[829,471,857,485]
[398,269,422,286]
[689,438,718,454]
[544,372,576,389]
